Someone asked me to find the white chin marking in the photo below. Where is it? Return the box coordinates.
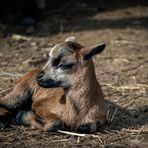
[65,36,76,43]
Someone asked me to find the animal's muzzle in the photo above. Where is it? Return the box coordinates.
[37,71,61,88]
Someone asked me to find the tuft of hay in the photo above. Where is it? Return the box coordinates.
[0,72,22,78]
[102,83,148,91]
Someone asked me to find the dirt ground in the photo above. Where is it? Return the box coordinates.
[0,3,148,148]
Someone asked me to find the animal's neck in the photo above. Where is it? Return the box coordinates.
[65,61,99,111]
[73,60,98,92]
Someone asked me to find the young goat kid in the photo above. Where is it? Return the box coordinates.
[0,37,107,133]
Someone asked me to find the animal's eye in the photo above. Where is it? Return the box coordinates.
[53,56,61,66]
[58,63,74,69]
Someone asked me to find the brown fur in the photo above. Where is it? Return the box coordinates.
[0,38,107,133]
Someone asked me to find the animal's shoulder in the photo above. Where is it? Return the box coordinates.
[16,68,41,84]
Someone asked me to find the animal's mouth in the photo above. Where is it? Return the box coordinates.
[37,72,61,88]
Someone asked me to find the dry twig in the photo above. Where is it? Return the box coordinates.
[110,108,118,123]
[58,130,88,137]
[102,83,148,91]
[11,34,31,41]
[0,88,11,95]
[0,72,22,78]
[121,128,148,134]
[58,130,103,143]
[49,139,69,144]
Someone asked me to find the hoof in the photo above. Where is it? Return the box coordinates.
[46,122,64,132]
[77,124,92,134]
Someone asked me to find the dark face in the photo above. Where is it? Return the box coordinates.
[37,38,105,89]
[37,41,83,88]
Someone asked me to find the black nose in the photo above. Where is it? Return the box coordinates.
[37,71,45,80]
[37,76,61,88]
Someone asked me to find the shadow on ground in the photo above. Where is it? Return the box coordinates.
[105,100,148,131]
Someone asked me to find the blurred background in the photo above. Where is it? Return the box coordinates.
[0,0,148,147]
[0,0,147,34]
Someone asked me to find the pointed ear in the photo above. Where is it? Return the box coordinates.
[82,44,106,60]
[64,37,84,51]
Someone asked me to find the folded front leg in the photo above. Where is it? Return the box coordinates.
[77,107,107,133]
[15,110,43,129]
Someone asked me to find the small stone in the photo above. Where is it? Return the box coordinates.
[30,42,37,46]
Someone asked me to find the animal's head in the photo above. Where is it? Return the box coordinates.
[37,37,106,88]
